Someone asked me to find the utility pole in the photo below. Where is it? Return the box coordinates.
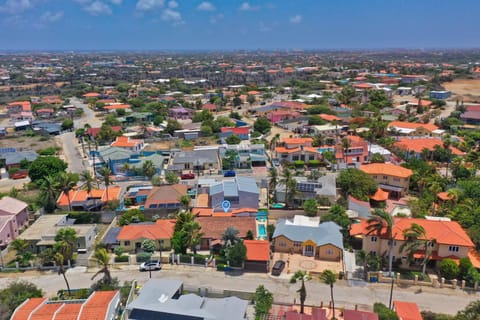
[389,273,395,310]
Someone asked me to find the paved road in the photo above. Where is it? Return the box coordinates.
[70,97,103,128]
[0,265,477,315]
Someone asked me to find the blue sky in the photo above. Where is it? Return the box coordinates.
[0,0,478,51]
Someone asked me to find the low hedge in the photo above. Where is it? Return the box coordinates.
[115,255,129,263]
[136,252,151,263]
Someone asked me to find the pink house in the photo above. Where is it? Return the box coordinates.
[0,196,29,249]
[267,110,301,123]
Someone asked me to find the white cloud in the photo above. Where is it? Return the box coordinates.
[136,0,165,11]
[209,13,223,24]
[0,0,34,14]
[168,0,178,9]
[197,1,215,11]
[110,0,122,4]
[161,8,183,24]
[239,2,259,11]
[41,11,64,23]
[289,14,302,24]
[84,1,112,15]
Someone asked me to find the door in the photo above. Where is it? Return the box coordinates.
[304,245,314,257]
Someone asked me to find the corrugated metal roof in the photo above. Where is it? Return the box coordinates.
[223,180,238,197]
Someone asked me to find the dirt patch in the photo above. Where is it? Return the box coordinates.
[443,79,480,103]
[0,135,59,152]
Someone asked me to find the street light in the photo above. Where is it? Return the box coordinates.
[389,272,396,309]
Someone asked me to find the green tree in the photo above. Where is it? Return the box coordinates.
[179,195,191,211]
[456,301,480,320]
[400,223,435,277]
[119,209,145,226]
[56,172,77,211]
[165,171,180,184]
[54,228,78,296]
[39,175,60,213]
[80,170,95,194]
[10,239,31,266]
[290,271,310,314]
[374,302,399,320]
[222,227,240,247]
[0,281,43,319]
[172,230,189,254]
[97,166,112,204]
[91,247,112,285]
[28,156,67,183]
[337,168,377,201]
[141,239,156,253]
[165,119,182,135]
[268,167,278,197]
[254,285,273,320]
[367,209,395,276]
[247,94,256,106]
[322,204,352,242]
[183,220,203,254]
[458,257,474,281]
[303,199,318,217]
[61,118,74,131]
[225,241,247,267]
[142,160,156,180]
[233,96,242,107]
[96,124,121,143]
[370,153,386,163]
[225,134,242,145]
[253,117,272,134]
[439,258,459,280]
[280,168,297,208]
[319,270,337,317]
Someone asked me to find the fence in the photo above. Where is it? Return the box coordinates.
[173,254,214,267]
[120,280,137,320]
[182,284,254,301]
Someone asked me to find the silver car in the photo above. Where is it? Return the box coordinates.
[139,260,161,271]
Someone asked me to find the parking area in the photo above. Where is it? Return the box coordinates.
[271,252,343,277]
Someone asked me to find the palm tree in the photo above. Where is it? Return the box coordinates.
[41,175,60,213]
[122,162,131,175]
[179,195,191,211]
[280,168,296,208]
[366,209,395,276]
[54,251,71,296]
[222,227,240,247]
[269,133,280,151]
[142,160,156,180]
[341,137,351,165]
[97,167,112,203]
[56,172,77,212]
[80,170,95,194]
[320,270,337,318]
[268,167,278,196]
[54,228,78,263]
[400,223,436,277]
[10,239,29,264]
[91,248,112,284]
[183,220,203,254]
[290,270,310,314]
[312,133,324,147]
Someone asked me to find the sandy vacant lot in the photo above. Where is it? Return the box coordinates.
[443,79,480,96]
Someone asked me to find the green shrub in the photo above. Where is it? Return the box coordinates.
[136,252,152,263]
[38,147,57,156]
[374,302,399,320]
[439,258,459,280]
[307,160,320,167]
[294,160,304,167]
[216,264,225,271]
[114,255,129,263]
[67,212,100,224]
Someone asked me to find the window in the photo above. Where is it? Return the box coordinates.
[448,246,459,252]
[279,241,287,247]
[159,240,164,245]
[392,240,397,247]
[369,251,376,256]
[371,236,377,242]
[393,178,400,182]
[309,155,315,160]
[373,175,377,179]
[428,241,435,247]
[293,241,302,247]
[383,175,388,180]
[124,241,131,246]
[326,249,333,255]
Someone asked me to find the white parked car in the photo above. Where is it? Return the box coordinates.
[139,260,161,271]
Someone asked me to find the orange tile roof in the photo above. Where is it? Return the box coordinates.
[111,136,143,148]
[244,240,270,261]
[192,207,214,216]
[370,188,389,201]
[393,301,422,320]
[350,218,474,247]
[8,100,31,111]
[388,121,438,132]
[57,187,121,207]
[408,99,433,107]
[283,137,313,145]
[303,147,321,154]
[11,298,47,320]
[83,92,100,98]
[318,114,342,122]
[353,83,373,89]
[78,290,118,320]
[360,163,413,178]
[104,104,131,110]
[53,303,83,320]
[468,250,480,269]
[437,191,454,201]
[30,302,63,320]
[231,208,258,215]
[145,184,188,207]
[275,147,301,154]
[247,90,260,95]
[117,219,175,241]
[102,186,122,203]
[394,138,465,156]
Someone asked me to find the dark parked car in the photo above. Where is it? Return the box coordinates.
[180,173,195,179]
[11,170,28,180]
[223,170,236,177]
[271,260,285,276]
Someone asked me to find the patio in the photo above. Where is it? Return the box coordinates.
[271,252,344,276]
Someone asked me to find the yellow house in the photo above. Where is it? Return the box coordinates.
[350,218,475,269]
[117,219,175,253]
[360,163,413,199]
[272,216,343,261]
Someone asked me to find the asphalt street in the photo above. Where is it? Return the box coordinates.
[0,265,477,315]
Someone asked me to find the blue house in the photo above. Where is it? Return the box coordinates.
[430,91,452,100]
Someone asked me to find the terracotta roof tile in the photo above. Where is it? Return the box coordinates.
[144,184,188,208]
[388,121,438,132]
[283,137,313,145]
[196,216,256,240]
[53,303,83,320]
[78,291,118,320]
[111,136,143,148]
[30,303,63,320]
[394,138,464,156]
[117,219,175,241]
[360,163,413,178]
[276,147,301,154]
[104,104,130,110]
[244,240,270,261]
[11,298,47,320]
[393,301,422,320]
[370,188,389,201]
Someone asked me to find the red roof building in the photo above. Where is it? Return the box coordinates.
[393,301,422,320]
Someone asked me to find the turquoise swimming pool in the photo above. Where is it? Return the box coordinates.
[258,224,267,239]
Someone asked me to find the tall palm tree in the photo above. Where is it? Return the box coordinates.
[54,227,78,263]
[91,248,112,284]
[41,175,60,213]
[142,160,156,180]
[80,170,95,194]
[312,133,324,147]
[222,227,240,247]
[268,167,278,197]
[54,251,71,296]
[290,270,310,314]
[280,168,296,208]
[269,133,280,151]
[341,137,351,165]
[179,195,191,211]
[56,172,77,212]
[97,167,112,203]
[320,270,337,317]
[366,209,395,276]
[399,223,436,277]
[183,220,203,254]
